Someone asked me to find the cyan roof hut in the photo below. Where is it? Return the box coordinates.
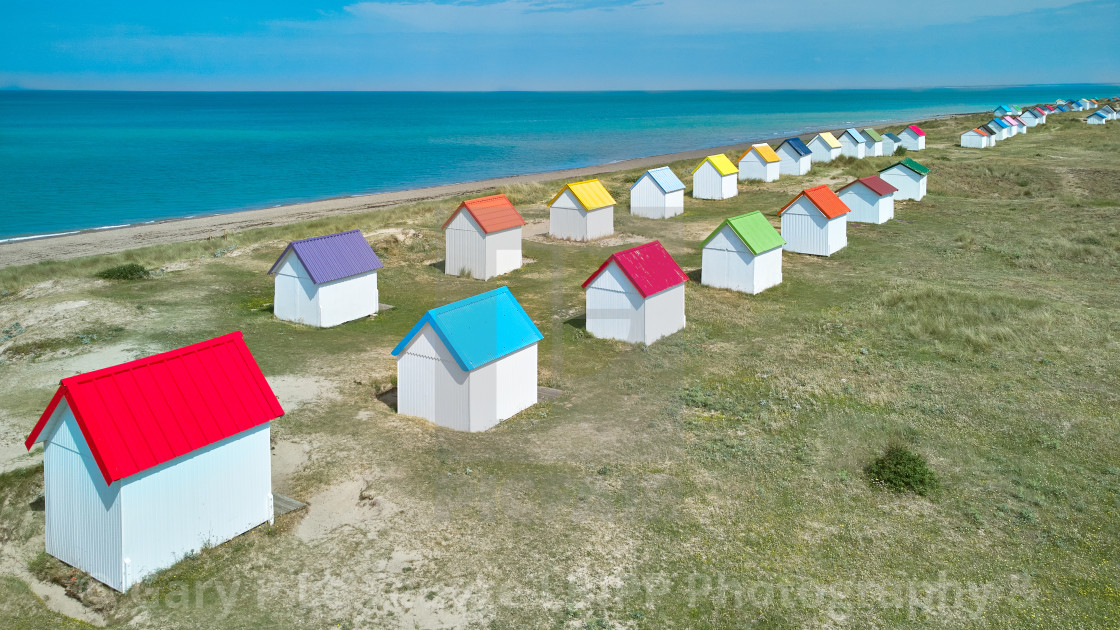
[630,167,686,219]
[700,211,785,295]
[391,287,543,432]
[837,128,867,159]
[268,230,384,328]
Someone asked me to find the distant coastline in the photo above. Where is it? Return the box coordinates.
[0,110,975,268]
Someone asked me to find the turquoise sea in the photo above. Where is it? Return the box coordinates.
[1,85,1115,239]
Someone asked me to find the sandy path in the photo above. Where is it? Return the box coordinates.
[0,114,970,269]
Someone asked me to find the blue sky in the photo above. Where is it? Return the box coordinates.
[2,0,1117,90]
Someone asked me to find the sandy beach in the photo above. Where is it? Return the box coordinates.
[0,114,969,269]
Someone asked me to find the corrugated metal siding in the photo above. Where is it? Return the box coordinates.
[45,407,123,590]
[782,201,833,256]
[881,168,923,201]
[702,227,782,294]
[397,325,471,431]
[550,191,612,240]
[642,284,686,345]
[120,423,271,590]
[693,164,737,199]
[826,215,848,255]
[839,135,866,159]
[839,184,876,224]
[468,360,498,432]
[586,206,614,240]
[486,226,523,279]
[865,140,884,157]
[445,211,487,279]
[316,270,378,327]
[901,133,926,151]
[274,254,322,326]
[777,144,811,175]
[631,176,675,218]
[808,138,839,163]
[586,264,644,344]
[739,155,780,182]
[495,344,539,425]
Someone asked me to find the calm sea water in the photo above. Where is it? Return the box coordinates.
[0,86,1114,239]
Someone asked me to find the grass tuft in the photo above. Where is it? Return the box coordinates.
[94,263,150,281]
[864,443,939,496]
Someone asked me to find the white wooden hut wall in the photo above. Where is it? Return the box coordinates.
[550,189,614,241]
[781,199,847,256]
[807,137,840,163]
[693,163,737,199]
[42,402,272,592]
[585,262,685,345]
[838,184,894,224]
[445,211,522,279]
[739,153,779,182]
[776,144,811,176]
[396,323,537,432]
[630,174,684,218]
[273,253,379,327]
[880,167,926,201]
[839,134,866,158]
[701,225,783,294]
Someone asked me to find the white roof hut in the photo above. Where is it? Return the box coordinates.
[807,132,842,163]
[268,230,383,328]
[582,241,688,345]
[700,211,785,295]
[391,287,542,432]
[630,167,686,219]
[899,125,926,150]
[881,132,903,155]
[960,127,991,149]
[442,194,526,280]
[548,179,616,241]
[24,332,283,592]
[837,128,867,158]
[775,138,813,176]
[879,158,929,201]
[779,186,851,257]
[1099,105,1117,120]
[1020,108,1046,126]
[736,144,781,182]
[692,155,739,200]
[836,175,898,224]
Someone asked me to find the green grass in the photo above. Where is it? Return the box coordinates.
[1,109,1119,628]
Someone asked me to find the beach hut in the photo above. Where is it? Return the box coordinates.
[775,138,812,176]
[269,230,383,328]
[881,132,902,155]
[391,287,542,432]
[700,211,785,295]
[1020,108,1045,127]
[1087,111,1108,125]
[988,118,1011,140]
[994,105,1018,117]
[899,125,926,150]
[960,128,990,149]
[548,179,616,241]
[1099,105,1117,120]
[982,123,1002,144]
[24,332,283,592]
[630,167,686,219]
[837,128,867,158]
[692,155,739,200]
[879,157,929,201]
[1003,116,1025,135]
[1070,101,1086,112]
[836,175,898,224]
[443,194,526,280]
[807,132,842,163]
[861,129,885,157]
[736,144,781,182]
[582,241,688,345]
[779,186,850,257]
[1078,99,1093,110]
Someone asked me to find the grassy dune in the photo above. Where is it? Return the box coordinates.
[0,111,1118,629]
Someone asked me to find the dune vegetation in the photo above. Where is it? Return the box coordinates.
[0,110,1117,629]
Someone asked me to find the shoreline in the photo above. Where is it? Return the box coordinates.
[0,110,976,268]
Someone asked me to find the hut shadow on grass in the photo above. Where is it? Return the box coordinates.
[563,314,587,330]
[686,268,703,283]
[428,260,446,273]
[376,387,398,412]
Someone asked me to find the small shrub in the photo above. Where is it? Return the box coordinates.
[95,263,149,281]
[864,443,939,496]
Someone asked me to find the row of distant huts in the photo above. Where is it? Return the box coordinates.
[962,98,1119,147]
[20,120,941,591]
